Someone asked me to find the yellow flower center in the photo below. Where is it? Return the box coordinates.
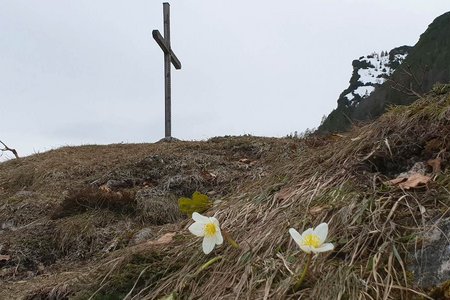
[303,234,321,248]
[204,223,217,237]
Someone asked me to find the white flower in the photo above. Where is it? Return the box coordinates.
[188,212,223,254]
[289,223,334,254]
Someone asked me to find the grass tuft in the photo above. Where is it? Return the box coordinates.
[51,187,136,219]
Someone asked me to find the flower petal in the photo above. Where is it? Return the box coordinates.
[289,228,303,245]
[314,223,328,244]
[300,228,314,240]
[192,212,209,223]
[188,222,205,237]
[210,216,220,227]
[314,243,334,253]
[215,228,223,245]
[299,244,312,254]
[202,235,216,254]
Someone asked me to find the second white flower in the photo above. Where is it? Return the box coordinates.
[289,222,334,254]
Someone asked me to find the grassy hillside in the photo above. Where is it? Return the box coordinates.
[1,89,450,299]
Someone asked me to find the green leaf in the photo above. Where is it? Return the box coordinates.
[194,256,223,276]
[191,191,209,203]
[158,292,177,300]
[178,191,212,217]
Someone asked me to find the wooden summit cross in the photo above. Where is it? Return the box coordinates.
[152,2,182,139]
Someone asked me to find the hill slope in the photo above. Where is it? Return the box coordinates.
[1,89,450,299]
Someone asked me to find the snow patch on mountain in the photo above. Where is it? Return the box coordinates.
[344,51,409,104]
[354,85,376,98]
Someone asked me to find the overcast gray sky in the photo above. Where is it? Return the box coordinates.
[1,0,449,159]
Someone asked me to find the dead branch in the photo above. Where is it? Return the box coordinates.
[0,140,19,159]
[388,63,429,100]
[389,80,424,100]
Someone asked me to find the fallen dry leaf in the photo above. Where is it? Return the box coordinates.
[114,232,177,257]
[273,188,295,202]
[387,177,408,185]
[239,158,252,164]
[398,174,431,190]
[99,185,112,192]
[200,170,217,181]
[427,157,442,174]
[0,255,11,261]
[147,232,176,246]
[309,205,331,215]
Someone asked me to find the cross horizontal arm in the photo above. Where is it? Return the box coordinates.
[152,30,168,53]
[152,30,182,70]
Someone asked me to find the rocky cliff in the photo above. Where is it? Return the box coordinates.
[319,11,450,133]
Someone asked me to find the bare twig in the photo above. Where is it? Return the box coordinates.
[0,140,19,159]
[389,79,424,99]
[388,63,429,100]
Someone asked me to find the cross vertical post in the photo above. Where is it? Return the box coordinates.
[163,3,171,138]
[153,2,181,139]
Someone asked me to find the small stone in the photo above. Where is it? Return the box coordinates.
[105,179,134,190]
[129,228,155,245]
[398,162,427,178]
[157,137,180,143]
[1,220,16,231]
[14,190,34,198]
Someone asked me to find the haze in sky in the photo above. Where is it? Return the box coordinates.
[1,0,449,159]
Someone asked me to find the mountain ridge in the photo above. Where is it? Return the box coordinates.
[319,11,450,133]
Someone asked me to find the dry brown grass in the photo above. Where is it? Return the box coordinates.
[0,136,287,299]
[136,189,182,225]
[51,187,137,219]
[1,92,449,299]
[133,92,449,299]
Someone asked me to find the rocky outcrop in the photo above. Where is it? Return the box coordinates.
[409,219,450,289]
[318,46,410,133]
[319,11,450,133]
